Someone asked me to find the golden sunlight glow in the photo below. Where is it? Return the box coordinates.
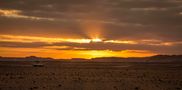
[0,9,54,21]
[0,34,178,46]
[119,50,157,58]
[91,38,103,43]
[79,17,103,39]
[0,34,174,59]
[0,46,156,59]
[43,46,71,49]
[0,35,91,44]
[0,9,21,16]
[82,50,115,58]
[105,40,138,44]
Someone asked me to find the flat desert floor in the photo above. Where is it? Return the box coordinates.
[0,61,182,90]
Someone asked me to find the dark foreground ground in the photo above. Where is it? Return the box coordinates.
[0,61,182,90]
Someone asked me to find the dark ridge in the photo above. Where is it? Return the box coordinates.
[0,55,182,62]
[0,56,55,61]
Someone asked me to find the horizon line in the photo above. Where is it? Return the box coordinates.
[0,54,182,60]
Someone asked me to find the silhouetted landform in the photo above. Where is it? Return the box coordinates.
[0,56,56,61]
[92,55,182,62]
[0,55,182,62]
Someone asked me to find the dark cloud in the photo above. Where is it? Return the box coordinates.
[0,41,49,48]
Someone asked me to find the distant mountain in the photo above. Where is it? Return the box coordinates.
[91,55,182,62]
[147,55,182,62]
[0,55,182,62]
[0,56,55,61]
[91,57,146,62]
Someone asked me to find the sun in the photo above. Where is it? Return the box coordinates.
[91,38,103,43]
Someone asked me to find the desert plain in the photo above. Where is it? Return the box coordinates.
[0,61,182,90]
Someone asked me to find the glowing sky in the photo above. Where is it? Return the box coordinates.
[0,0,182,59]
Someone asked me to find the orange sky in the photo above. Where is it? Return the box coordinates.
[0,34,157,59]
[0,47,156,59]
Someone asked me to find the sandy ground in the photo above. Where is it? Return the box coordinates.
[0,61,182,90]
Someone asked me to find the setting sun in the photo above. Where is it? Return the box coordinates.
[91,38,103,43]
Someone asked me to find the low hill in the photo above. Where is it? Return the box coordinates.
[0,55,182,62]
